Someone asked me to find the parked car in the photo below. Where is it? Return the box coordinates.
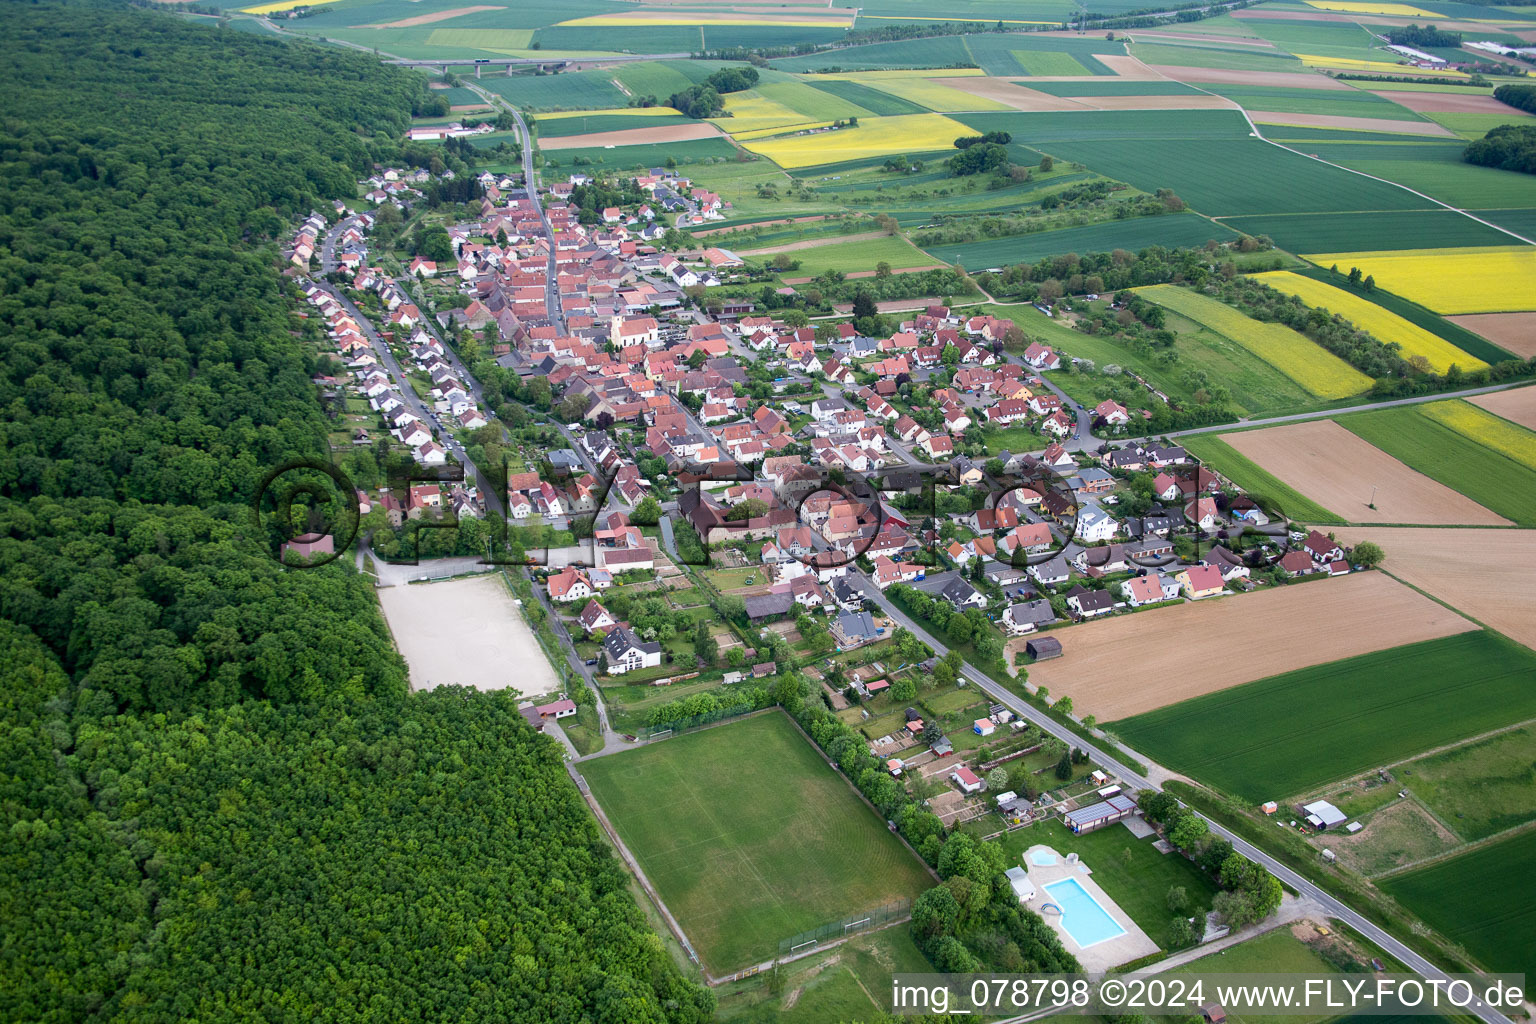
[584,658,598,666]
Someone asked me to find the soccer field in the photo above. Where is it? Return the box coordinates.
[581,712,934,973]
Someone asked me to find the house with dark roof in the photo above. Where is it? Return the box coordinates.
[603,626,663,675]
[832,610,879,648]
[941,577,988,610]
[1002,599,1056,635]
[1065,585,1115,619]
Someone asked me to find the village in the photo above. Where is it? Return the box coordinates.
[281,157,1385,867]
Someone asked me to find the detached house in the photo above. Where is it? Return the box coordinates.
[547,567,593,603]
[603,626,663,675]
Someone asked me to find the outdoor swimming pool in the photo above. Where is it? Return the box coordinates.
[1044,877,1126,948]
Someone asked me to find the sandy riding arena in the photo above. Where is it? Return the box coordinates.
[376,573,559,695]
[1031,571,1476,719]
[539,123,725,150]
[1332,527,1536,652]
[1223,419,1511,525]
[1450,313,1536,359]
[1470,387,1536,431]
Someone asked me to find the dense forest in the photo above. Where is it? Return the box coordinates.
[0,5,712,1021]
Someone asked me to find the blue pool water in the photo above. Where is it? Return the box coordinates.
[1044,877,1126,948]
[1030,850,1057,867]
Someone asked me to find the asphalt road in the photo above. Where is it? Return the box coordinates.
[849,573,1513,1024]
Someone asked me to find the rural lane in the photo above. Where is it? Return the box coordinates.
[1165,379,1536,440]
[848,572,1515,1024]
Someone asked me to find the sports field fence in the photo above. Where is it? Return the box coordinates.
[777,898,911,958]
[635,702,764,741]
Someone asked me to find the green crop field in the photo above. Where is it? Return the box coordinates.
[1427,110,1536,140]
[1180,434,1345,523]
[1381,827,1536,980]
[1336,405,1536,527]
[1244,18,1397,63]
[609,61,700,100]
[1402,726,1536,842]
[1163,309,1329,420]
[753,234,935,277]
[771,36,974,72]
[534,24,702,53]
[1331,150,1536,211]
[1479,208,1536,239]
[963,33,1118,77]
[1127,41,1306,71]
[950,110,1435,217]
[920,213,1236,269]
[1113,632,1536,803]
[483,69,628,111]
[803,79,927,117]
[536,112,696,137]
[540,136,740,171]
[581,712,934,972]
[755,79,874,121]
[1206,84,1425,121]
[1216,210,1518,254]
[1025,80,1203,96]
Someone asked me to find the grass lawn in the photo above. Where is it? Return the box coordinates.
[1168,930,1349,1024]
[704,566,770,592]
[1336,404,1536,527]
[714,925,932,1024]
[982,816,1221,951]
[757,234,935,277]
[1180,434,1345,524]
[1380,827,1536,980]
[1161,310,1327,420]
[582,711,934,972]
[1401,725,1536,842]
[1111,632,1536,803]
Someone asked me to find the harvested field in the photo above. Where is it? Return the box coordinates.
[1370,89,1527,114]
[1148,65,1354,89]
[558,10,854,25]
[1222,419,1511,525]
[1095,53,1164,79]
[1029,571,1476,719]
[939,79,1093,111]
[1250,110,1454,135]
[1331,526,1536,651]
[1449,313,1536,358]
[377,574,559,695]
[1470,387,1536,432]
[362,5,502,28]
[539,122,725,150]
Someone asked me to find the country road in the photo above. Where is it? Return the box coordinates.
[848,573,1515,1024]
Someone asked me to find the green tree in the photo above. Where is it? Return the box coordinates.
[1054,751,1073,780]
[630,495,662,525]
[1351,540,1384,568]
[986,766,1009,790]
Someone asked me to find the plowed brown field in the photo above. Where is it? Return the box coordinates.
[1029,571,1477,718]
[1332,527,1536,651]
[1223,419,1510,525]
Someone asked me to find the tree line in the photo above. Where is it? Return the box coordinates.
[0,6,713,1021]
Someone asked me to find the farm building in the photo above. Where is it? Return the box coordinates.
[1004,866,1037,903]
[535,698,578,720]
[1063,793,1138,834]
[1027,637,1063,661]
[951,767,985,794]
[1302,799,1348,831]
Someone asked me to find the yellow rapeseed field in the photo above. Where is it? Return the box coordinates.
[1138,285,1373,400]
[1304,1,1445,15]
[1304,247,1536,315]
[558,13,853,27]
[538,107,686,120]
[741,113,973,169]
[1253,271,1487,374]
[730,121,836,141]
[1420,401,1536,472]
[241,0,339,12]
[851,77,1011,112]
[1295,54,1462,76]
